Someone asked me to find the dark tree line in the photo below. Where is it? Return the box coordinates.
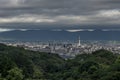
[0,43,120,80]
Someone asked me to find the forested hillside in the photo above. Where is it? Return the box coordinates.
[0,44,120,80]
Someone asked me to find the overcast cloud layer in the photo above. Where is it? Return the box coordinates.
[0,0,120,29]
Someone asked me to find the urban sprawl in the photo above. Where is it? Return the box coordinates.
[1,37,120,58]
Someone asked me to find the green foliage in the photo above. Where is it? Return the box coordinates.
[115,56,120,64]
[0,44,120,80]
[101,72,120,80]
[0,54,16,77]
[32,66,44,79]
[0,44,65,80]
[6,67,24,80]
[92,49,116,65]
[79,61,99,74]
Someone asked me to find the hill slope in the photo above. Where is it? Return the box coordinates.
[0,44,120,80]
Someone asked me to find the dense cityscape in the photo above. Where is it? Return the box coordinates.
[1,37,120,58]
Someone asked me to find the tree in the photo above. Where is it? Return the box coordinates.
[115,56,120,64]
[0,54,16,77]
[0,74,6,80]
[33,66,44,79]
[6,67,24,80]
[79,61,99,74]
[101,72,120,80]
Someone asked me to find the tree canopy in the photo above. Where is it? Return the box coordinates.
[0,44,120,80]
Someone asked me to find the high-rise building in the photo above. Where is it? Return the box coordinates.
[78,36,81,47]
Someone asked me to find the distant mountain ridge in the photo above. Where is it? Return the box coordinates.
[0,29,120,41]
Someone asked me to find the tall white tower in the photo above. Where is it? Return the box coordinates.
[78,36,81,46]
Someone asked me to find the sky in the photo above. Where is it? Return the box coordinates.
[0,0,120,29]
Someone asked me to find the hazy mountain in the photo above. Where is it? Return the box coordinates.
[0,29,120,41]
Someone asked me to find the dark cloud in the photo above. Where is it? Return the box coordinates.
[0,0,119,29]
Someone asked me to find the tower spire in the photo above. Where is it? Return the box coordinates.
[78,36,81,46]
